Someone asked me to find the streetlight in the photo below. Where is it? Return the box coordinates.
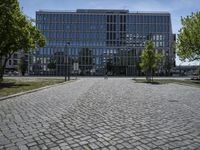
[64,42,70,81]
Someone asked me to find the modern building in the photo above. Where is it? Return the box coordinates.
[29,9,175,76]
[2,50,28,75]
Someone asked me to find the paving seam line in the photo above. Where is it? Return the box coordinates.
[0,80,77,101]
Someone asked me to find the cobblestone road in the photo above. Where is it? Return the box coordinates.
[0,78,200,150]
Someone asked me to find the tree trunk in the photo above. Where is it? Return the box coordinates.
[151,69,153,82]
[0,53,13,80]
[146,70,151,82]
[0,56,2,80]
[0,67,4,81]
[145,71,148,81]
[0,57,8,80]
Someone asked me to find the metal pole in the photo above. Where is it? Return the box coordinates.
[65,60,66,81]
[67,47,70,81]
[64,45,67,82]
[64,42,70,81]
[68,60,70,81]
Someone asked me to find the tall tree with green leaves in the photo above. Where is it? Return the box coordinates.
[47,60,56,75]
[177,11,200,61]
[140,40,162,82]
[0,0,46,80]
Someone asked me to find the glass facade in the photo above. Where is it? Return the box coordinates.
[29,9,175,76]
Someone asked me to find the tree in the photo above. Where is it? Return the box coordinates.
[47,61,56,70]
[106,58,112,74]
[139,41,162,82]
[0,0,46,80]
[177,11,200,61]
[47,60,56,75]
[164,41,176,76]
[164,56,173,76]
[18,57,27,76]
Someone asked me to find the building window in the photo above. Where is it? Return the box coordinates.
[13,54,18,59]
[9,60,12,65]
[14,60,18,65]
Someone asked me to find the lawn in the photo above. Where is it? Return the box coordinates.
[133,79,200,88]
[0,78,65,97]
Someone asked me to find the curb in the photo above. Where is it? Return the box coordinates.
[0,80,76,101]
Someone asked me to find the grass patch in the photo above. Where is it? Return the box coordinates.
[0,78,65,97]
[133,79,200,88]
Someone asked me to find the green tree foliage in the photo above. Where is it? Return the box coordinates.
[140,41,162,82]
[47,60,56,75]
[18,57,27,76]
[164,56,173,76]
[47,61,56,70]
[0,0,46,79]
[177,11,200,61]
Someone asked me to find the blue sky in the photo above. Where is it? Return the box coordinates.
[19,0,200,66]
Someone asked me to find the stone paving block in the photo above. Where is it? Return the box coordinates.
[102,141,110,146]
[49,146,60,150]
[29,145,40,150]
[39,144,48,150]
[108,145,117,150]
[79,140,89,145]
[89,143,99,149]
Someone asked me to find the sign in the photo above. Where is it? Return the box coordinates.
[73,63,79,71]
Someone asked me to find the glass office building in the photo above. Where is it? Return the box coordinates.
[29,9,175,76]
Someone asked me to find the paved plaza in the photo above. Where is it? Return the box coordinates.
[0,78,200,150]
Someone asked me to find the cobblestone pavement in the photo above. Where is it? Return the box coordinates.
[0,78,200,150]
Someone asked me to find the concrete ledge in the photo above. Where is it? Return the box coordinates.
[0,80,76,101]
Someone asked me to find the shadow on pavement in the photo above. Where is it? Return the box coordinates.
[0,82,30,89]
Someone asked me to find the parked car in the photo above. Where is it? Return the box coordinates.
[13,71,19,76]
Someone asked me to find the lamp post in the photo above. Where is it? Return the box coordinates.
[64,51,67,82]
[64,42,70,81]
[67,54,70,81]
